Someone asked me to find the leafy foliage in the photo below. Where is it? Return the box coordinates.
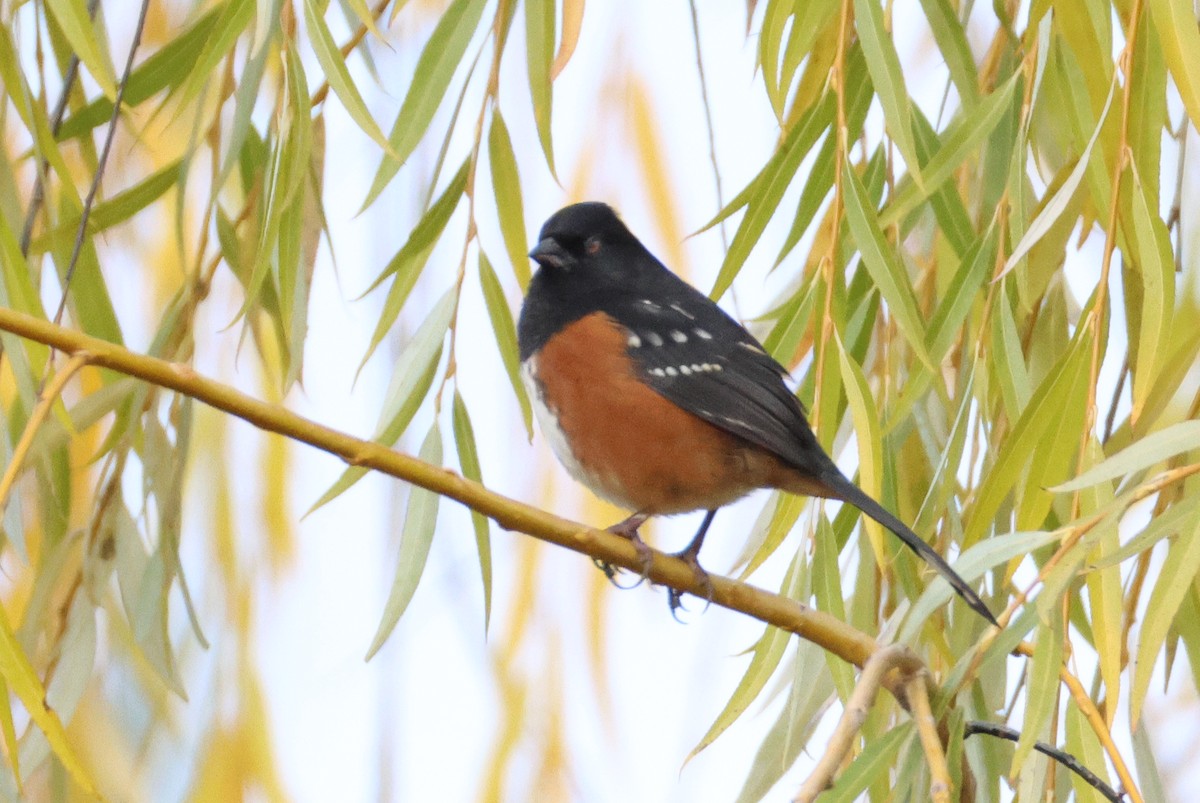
[0,0,1197,799]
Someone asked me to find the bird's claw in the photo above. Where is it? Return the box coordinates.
[597,516,655,589]
[667,549,714,622]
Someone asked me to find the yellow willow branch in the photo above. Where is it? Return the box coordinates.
[0,306,882,667]
[1012,641,1144,803]
[908,668,953,803]
[793,644,925,803]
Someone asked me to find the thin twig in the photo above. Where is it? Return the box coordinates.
[809,0,853,434]
[964,722,1124,802]
[50,0,153,328]
[19,0,101,256]
[1054,654,1143,803]
[793,644,924,802]
[1077,0,1144,490]
[687,0,727,251]
[1103,357,1128,443]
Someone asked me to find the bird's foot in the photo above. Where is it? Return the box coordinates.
[666,547,715,622]
[594,513,654,589]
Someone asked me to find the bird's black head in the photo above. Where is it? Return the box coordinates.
[528,202,640,277]
[519,202,662,359]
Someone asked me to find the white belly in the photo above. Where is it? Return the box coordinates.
[521,357,637,509]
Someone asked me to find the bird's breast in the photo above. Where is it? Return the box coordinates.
[522,312,781,514]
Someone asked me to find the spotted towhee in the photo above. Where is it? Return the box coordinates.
[517,202,996,625]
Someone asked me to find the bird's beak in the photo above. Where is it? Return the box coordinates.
[529,237,571,269]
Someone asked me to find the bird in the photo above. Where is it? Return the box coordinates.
[516,201,996,626]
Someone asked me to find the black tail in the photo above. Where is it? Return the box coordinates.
[821,471,998,626]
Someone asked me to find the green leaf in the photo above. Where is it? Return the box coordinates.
[991,282,1031,418]
[1087,493,1200,571]
[879,73,1021,230]
[759,0,839,120]
[687,553,806,762]
[363,156,469,294]
[1132,514,1200,725]
[734,638,835,803]
[44,0,117,99]
[1149,0,1200,132]
[452,391,492,633]
[216,25,274,188]
[900,530,1059,640]
[1013,605,1064,773]
[835,333,886,558]
[311,289,456,512]
[0,604,98,795]
[56,5,223,140]
[819,725,913,803]
[1051,420,1200,492]
[734,491,803,580]
[362,0,488,209]
[31,159,183,253]
[359,158,470,370]
[0,25,76,201]
[999,71,1117,279]
[1127,166,1176,423]
[487,111,532,290]
[813,517,856,700]
[918,0,979,105]
[174,0,256,112]
[840,159,936,371]
[44,196,125,351]
[1064,704,1111,803]
[479,252,534,440]
[852,0,923,187]
[925,227,996,364]
[304,0,396,156]
[757,0,793,118]
[366,424,443,659]
[964,335,1089,547]
[709,93,836,299]
[524,0,556,174]
[344,0,385,39]
[1133,720,1172,803]
[0,675,18,790]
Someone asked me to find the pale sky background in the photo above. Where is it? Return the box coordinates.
[31,0,1200,800]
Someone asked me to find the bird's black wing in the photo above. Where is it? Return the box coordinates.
[609,279,999,626]
[609,281,836,475]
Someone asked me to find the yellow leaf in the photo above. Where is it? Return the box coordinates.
[550,0,584,80]
[0,604,99,796]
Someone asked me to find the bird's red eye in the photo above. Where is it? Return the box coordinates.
[585,236,601,255]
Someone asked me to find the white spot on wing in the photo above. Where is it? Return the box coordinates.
[627,333,641,348]
[670,330,687,343]
[671,304,695,320]
[645,331,664,347]
[679,365,692,375]
[665,366,678,376]
[694,328,713,340]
